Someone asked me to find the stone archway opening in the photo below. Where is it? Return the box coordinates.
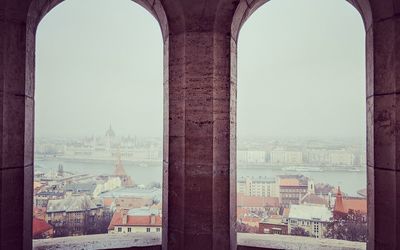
[31,0,164,247]
[235,0,368,247]
[6,0,400,249]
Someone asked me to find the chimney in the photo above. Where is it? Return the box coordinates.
[150,214,156,225]
[122,209,128,225]
[334,186,345,213]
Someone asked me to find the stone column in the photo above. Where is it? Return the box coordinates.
[162,1,238,249]
[367,1,400,249]
[0,2,34,249]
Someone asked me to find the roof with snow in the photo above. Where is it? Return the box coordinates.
[108,208,162,230]
[288,204,331,222]
[128,207,160,216]
[47,195,98,213]
[99,187,161,203]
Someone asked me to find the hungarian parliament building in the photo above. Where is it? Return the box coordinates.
[35,125,162,164]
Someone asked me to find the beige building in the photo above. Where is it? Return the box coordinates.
[237,177,278,197]
[278,175,314,208]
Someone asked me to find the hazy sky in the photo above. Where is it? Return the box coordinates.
[36,0,365,139]
[36,0,163,138]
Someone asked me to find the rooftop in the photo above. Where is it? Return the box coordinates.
[238,176,275,183]
[98,187,161,203]
[278,175,309,186]
[32,218,53,237]
[237,193,279,207]
[288,204,332,222]
[47,195,98,213]
[337,198,367,214]
[301,193,328,206]
[65,181,97,193]
[108,208,162,230]
[128,207,160,216]
[261,215,285,226]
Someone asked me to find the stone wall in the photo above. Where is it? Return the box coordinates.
[32,233,366,250]
[1,0,400,249]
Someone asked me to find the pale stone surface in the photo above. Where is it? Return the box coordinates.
[33,233,162,250]
[238,233,366,250]
[32,233,367,250]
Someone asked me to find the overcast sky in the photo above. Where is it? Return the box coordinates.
[35,0,365,140]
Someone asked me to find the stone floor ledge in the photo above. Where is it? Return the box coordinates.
[33,233,366,250]
[33,233,162,250]
[237,233,366,250]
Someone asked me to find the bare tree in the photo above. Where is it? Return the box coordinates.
[325,210,367,242]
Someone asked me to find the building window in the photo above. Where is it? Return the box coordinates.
[146,228,151,232]
[128,228,131,232]
[118,227,122,232]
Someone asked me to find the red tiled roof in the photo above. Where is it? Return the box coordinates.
[334,187,345,212]
[126,215,162,226]
[342,199,367,214]
[108,210,123,230]
[108,210,162,230]
[32,217,53,237]
[334,187,367,214]
[237,193,279,208]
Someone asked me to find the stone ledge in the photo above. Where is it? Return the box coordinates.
[237,233,366,250]
[33,233,366,250]
[33,233,161,250]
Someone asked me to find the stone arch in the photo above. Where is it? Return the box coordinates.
[230,0,400,249]
[21,0,168,248]
[3,0,400,249]
[27,0,168,37]
[231,0,372,41]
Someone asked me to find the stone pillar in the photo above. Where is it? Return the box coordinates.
[162,1,238,249]
[367,1,400,249]
[0,2,34,249]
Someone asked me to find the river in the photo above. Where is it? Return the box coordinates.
[35,159,366,196]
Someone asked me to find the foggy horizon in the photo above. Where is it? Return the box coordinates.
[35,0,366,141]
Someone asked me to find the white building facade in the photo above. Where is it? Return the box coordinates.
[287,204,331,238]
